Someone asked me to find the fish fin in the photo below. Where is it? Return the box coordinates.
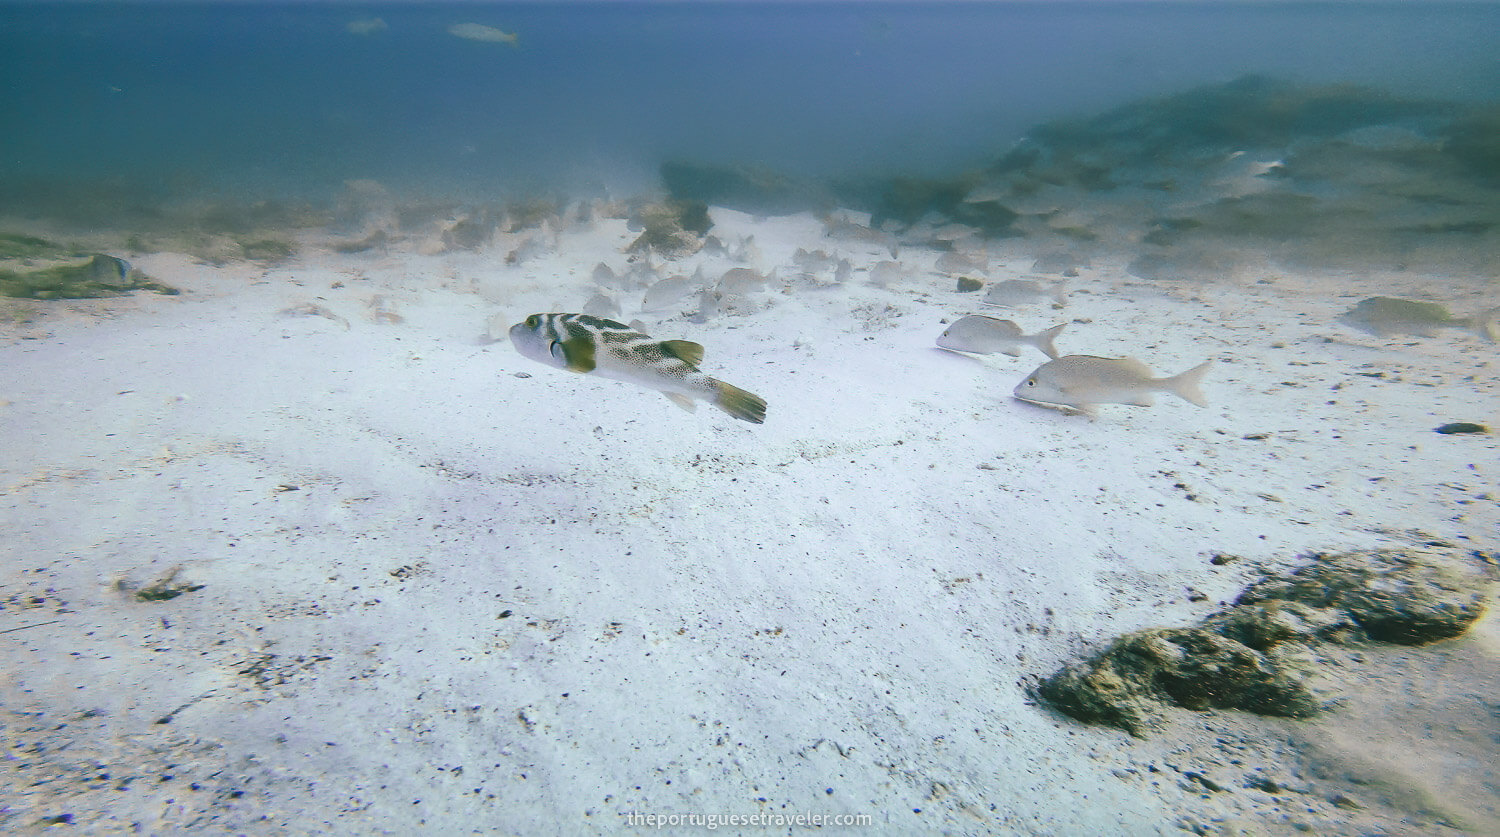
[1475,307,1500,342]
[551,337,597,373]
[660,339,705,366]
[712,380,767,424]
[1033,323,1067,359]
[1127,395,1156,407]
[1002,348,1021,357]
[663,392,698,413]
[1166,360,1214,407]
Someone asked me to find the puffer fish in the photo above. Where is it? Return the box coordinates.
[1338,296,1499,341]
[936,315,1065,359]
[1014,355,1212,412]
[509,313,766,424]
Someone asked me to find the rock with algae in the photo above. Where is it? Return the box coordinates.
[1039,548,1491,736]
[0,254,177,299]
[1233,548,1488,645]
[1038,627,1320,737]
[625,200,712,258]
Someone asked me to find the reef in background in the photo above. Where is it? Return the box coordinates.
[666,77,1500,276]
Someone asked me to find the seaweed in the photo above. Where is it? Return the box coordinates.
[0,254,178,299]
[237,238,296,262]
[0,232,74,260]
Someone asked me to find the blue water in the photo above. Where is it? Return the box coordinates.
[2,1,1499,205]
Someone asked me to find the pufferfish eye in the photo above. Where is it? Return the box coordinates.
[525,315,539,328]
[1025,378,1036,387]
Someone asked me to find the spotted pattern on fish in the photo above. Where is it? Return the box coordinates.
[509,313,766,423]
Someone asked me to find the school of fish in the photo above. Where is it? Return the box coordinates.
[504,210,1496,424]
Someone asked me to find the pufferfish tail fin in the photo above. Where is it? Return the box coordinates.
[712,380,767,424]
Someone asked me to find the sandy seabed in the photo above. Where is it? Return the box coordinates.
[2,206,1497,835]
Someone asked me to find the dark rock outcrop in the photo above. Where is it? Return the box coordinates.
[1038,548,1492,736]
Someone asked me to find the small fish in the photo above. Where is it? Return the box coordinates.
[984,278,1066,308]
[448,22,519,45]
[718,267,772,296]
[345,17,388,36]
[509,313,766,424]
[641,275,697,312]
[793,248,838,272]
[936,315,1065,359]
[1014,355,1212,411]
[1338,296,1499,341]
[591,262,620,288]
[866,260,904,288]
[935,251,988,275]
[582,291,621,318]
[278,302,350,330]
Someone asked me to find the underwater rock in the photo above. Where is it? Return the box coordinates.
[861,177,966,229]
[1203,600,1361,651]
[442,215,497,251]
[661,160,830,217]
[625,200,711,258]
[1039,627,1319,737]
[1440,105,1500,182]
[1234,549,1488,645]
[994,76,1449,178]
[1039,547,1492,735]
[0,254,176,299]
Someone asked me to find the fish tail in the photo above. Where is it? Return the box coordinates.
[1033,323,1067,359]
[712,379,767,424]
[1166,360,1214,407]
[1476,307,1500,342]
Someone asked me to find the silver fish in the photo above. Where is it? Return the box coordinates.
[1014,355,1212,411]
[866,260,904,288]
[509,313,766,423]
[640,275,697,313]
[935,251,988,275]
[984,278,1067,308]
[1338,296,1499,341]
[582,291,621,318]
[718,267,772,295]
[936,315,1065,359]
[448,22,518,45]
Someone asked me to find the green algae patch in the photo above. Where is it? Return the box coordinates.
[123,567,205,602]
[0,254,178,299]
[237,237,296,263]
[0,233,75,260]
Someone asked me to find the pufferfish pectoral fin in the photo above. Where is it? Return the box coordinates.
[660,339,705,367]
[551,337,598,373]
[663,392,699,413]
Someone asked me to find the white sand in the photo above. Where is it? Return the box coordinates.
[2,208,1497,834]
